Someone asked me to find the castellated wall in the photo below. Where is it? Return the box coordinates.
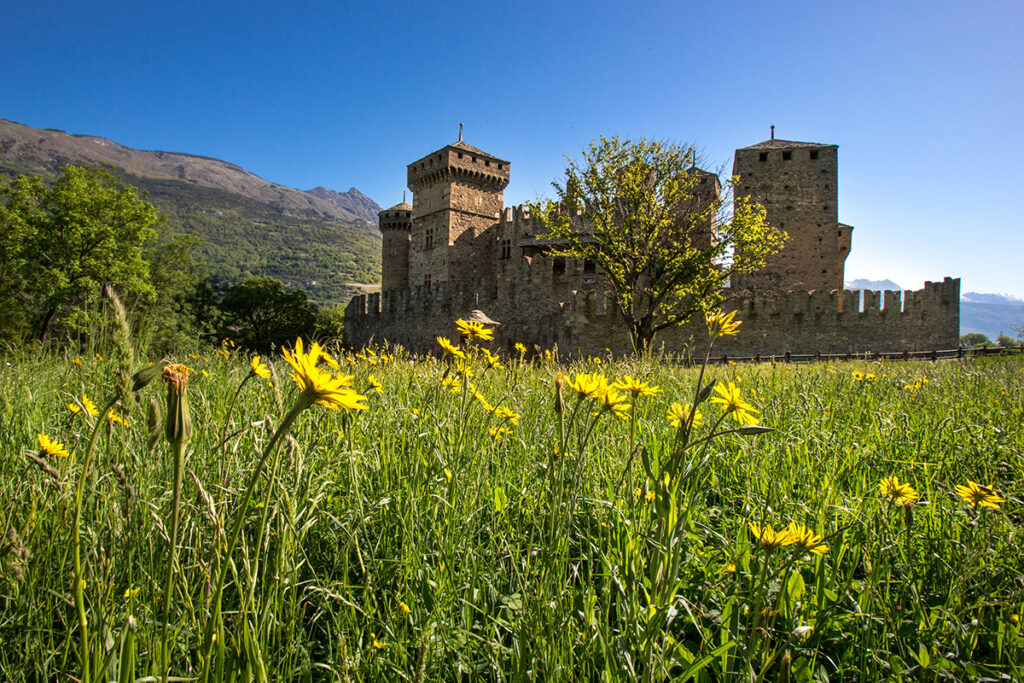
[346,205,960,357]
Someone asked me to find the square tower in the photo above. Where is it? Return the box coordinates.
[732,138,852,292]
[406,140,510,296]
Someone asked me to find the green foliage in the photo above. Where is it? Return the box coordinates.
[961,332,992,347]
[127,175,380,304]
[217,276,318,353]
[997,334,1019,347]
[528,136,786,351]
[0,166,160,342]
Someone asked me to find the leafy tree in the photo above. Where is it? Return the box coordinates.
[959,332,991,348]
[0,166,160,342]
[996,334,1019,348]
[528,136,785,352]
[217,276,318,353]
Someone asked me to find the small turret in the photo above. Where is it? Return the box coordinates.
[379,201,412,291]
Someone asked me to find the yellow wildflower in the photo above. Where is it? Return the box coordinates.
[455,318,494,341]
[488,425,512,442]
[123,587,140,600]
[441,375,461,393]
[372,635,386,650]
[72,357,83,366]
[283,338,367,412]
[436,336,466,359]
[399,601,412,614]
[706,309,742,338]
[710,382,760,425]
[879,476,918,506]
[749,521,796,550]
[667,402,702,429]
[250,355,272,379]
[597,387,631,420]
[367,375,383,393]
[645,490,656,503]
[482,348,505,370]
[955,480,1005,510]
[37,433,69,458]
[787,523,828,556]
[494,405,520,425]
[567,373,610,399]
[613,376,661,398]
[514,342,527,354]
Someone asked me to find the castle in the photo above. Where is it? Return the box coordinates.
[344,134,959,356]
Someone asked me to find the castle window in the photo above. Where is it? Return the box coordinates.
[500,239,512,259]
[809,150,819,160]
[584,260,596,275]
[758,152,768,162]
[782,151,792,161]
[424,274,431,287]
[458,152,463,159]
[485,160,490,167]
[498,164,504,170]
[425,228,434,250]
[553,257,566,281]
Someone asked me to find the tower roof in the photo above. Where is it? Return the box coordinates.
[384,201,412,212]
[739,138,836,150]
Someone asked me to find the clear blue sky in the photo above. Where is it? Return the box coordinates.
[2,0,1022,297]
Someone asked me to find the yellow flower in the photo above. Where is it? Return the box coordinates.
[68,402,82,415]
[455,318,494,342]
[787,523,828,556]
[95,353,103,361]
[598,387,631,420]
[955,480,1005,509]
[494,405,520,425]
[613,376,661,398]
[399,601,412,614]
[724,563,737,573]
[367,375,383,393]
[37,433,69,458]
[81,395,99,417]
[250,355,272,379]
[372,635,386,650]
[488,425,512,442]
[852,371,864,381]
[72,357,83,366]
[436,336,466,359]
[514,342,527,354]
[441,375,461,393]
[710,382,760,425]
[201,369,209,378]
[591,356,602,365]
[667,402,702,429]
[706,309,742,338]
[567,373,610,399]
[879,476,918,506]
[749,521,796,550]
[283,338,367,412]
[123,587,140,600]
[645,490,656,503]
[107,410,128,426]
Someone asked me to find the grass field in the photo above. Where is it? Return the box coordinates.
[1,323,1022,681]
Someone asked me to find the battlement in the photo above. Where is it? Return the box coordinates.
[407,144,510,192]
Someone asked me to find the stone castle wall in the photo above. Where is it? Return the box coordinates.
[346,203,960,356]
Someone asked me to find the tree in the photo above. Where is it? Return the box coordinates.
[959,332,991,348]
[217,276,318,353]
[528,136,786,352]
[0,166,160,342]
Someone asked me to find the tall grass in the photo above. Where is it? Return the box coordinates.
[0,329,1021,681]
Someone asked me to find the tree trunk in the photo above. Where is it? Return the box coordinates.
[38,306,58,343]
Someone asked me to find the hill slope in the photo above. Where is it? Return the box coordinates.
[0,118,381,302]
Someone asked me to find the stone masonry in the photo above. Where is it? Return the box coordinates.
[346,134,959,356]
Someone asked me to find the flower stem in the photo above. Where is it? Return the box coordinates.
[160,437,187,681]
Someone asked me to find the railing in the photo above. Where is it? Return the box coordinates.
[702,344,1024,365]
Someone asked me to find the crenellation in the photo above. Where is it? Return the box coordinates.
[345,134,959,356]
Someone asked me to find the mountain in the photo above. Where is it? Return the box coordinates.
[0,118,381,302]
[960,292,1024,340]
[845,278,904,291]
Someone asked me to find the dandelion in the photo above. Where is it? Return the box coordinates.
[367,375,383,393]
[441,375,461,393]
[955,480,1005,510]
[455,318,494,342]
[667,402,702,429]
[250,355,272,379]
[80,395,99,417]
[399,601,412,614]
[749,521,796,550]
[37,433,69,458]
[787,523,828,556]
[482,348,505,370]
[283,338,367,413]
[710,382,760,425]
[613,376,661,398]
[567,373,610,399]
[706,309,742,338]
[879,476,918,506]
[494,405,521,425]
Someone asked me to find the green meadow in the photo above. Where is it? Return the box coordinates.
[1,327,1022,681]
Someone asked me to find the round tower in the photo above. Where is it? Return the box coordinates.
[379,201,412,291]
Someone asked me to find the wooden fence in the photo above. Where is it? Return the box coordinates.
[702,344,1024,366]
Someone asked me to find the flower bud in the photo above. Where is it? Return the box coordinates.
[132,364,163,392]
[162,364,193,447]
[554,373,565,414]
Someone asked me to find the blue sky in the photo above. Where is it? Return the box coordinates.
[2,0,1022,297]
